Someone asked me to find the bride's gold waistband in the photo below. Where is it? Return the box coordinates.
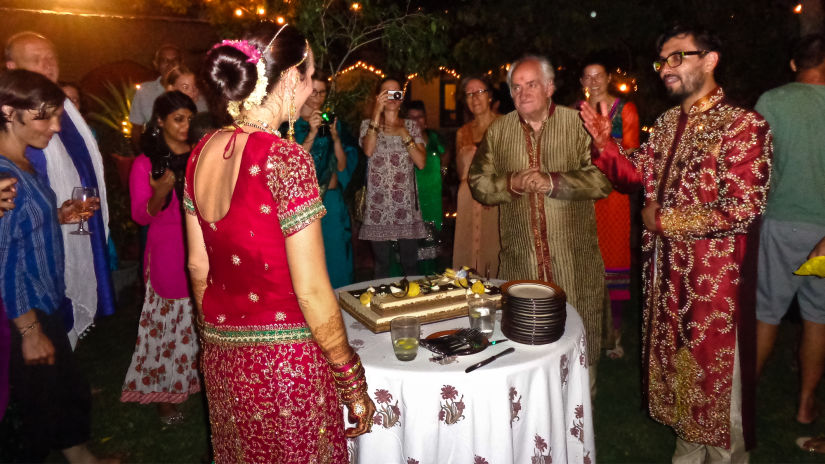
[200,321,313,346]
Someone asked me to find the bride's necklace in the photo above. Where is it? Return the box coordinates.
[234,119,281,137]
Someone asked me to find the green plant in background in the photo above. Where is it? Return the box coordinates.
[85,80,140,263]
[87,81,136,157]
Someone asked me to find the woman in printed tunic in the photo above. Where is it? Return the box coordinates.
[359,78,427,278]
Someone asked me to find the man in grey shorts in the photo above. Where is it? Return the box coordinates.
[755,33,825,425]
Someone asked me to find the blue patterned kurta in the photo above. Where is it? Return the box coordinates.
[0,157,66,319]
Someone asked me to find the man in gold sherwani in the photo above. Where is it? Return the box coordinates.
[468,56,612,371]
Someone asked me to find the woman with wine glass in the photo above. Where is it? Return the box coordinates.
[120,91,200,424]
[0,69,115,464]
[452,76,501,277]
[359,78,427,278]
[188,23,374,462]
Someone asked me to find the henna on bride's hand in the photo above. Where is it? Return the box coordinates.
[298,298,352,362]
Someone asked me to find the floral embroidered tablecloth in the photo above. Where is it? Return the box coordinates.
[338,279,595,464]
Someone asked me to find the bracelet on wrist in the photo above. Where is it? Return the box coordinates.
[18,320,40,337]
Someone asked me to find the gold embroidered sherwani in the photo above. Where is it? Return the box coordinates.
[468,104,611,365]
[593,88,772,449]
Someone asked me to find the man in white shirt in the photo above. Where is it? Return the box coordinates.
[129,44,182,152]
[5,31,115,348]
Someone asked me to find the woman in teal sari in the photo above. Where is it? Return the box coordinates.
[290,74,358,288]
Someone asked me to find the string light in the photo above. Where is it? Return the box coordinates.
[234,8,243,17]
[335,61,386,79]
[437,66,461,79]
[794,3,803,13]
[276,15,285,24]
[618,83,628,92]
[350,2,362,11]
[256,6,266,15]
[135,84,141,90]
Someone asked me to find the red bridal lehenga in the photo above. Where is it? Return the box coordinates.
[185,128,348,463]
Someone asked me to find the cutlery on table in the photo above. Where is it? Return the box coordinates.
[465,347,516,373]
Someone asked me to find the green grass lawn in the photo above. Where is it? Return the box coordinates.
[3,281,823,463]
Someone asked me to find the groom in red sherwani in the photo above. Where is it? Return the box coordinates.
[581,24,772,461]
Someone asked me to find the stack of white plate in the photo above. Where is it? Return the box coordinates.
[500,280,566,345]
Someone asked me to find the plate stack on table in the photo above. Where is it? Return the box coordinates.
[500,280,567,345]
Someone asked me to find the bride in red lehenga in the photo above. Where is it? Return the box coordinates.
[185,23,375,463]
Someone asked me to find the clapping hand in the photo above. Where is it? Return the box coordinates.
[580,101,612,152]
[512,167,552,194]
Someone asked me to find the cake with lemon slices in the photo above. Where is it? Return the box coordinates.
[338,270,501,333]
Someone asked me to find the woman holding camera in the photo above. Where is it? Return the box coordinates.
[120,90,200,424]
[360,78,427,277]
[291,74,358,288]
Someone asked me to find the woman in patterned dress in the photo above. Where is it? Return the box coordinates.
[579,59,640,358]
[188,24,375,463]
[359,78,428,278]
[121,91,200,424]
[452,76,501,277]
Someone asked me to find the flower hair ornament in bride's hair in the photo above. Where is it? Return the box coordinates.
[214,24,308,121]
[211,37,269,118]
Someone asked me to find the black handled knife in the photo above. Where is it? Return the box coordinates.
[465,347,515,373]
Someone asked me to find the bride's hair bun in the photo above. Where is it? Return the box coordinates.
[203,45,257,103]
[201,24,311,121]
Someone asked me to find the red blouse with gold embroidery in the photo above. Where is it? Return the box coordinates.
[184,129,326,329]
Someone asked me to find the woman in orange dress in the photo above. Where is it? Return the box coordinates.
[452,77,501,277]
[579,60,640,358]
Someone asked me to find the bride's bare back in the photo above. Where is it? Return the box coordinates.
[192,129,249,223]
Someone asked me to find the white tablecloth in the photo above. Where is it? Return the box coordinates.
[339,279,595,464]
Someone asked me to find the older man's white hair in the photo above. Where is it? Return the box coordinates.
[507,55,555,93]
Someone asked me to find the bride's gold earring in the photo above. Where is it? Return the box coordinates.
[287,73,298,142]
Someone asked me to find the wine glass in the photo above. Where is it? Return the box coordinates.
[70,186,97,236]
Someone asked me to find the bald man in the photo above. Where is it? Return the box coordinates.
[5,32,115,348]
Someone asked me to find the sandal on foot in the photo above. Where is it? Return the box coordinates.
[796,435,825,454]
[606,344,625,359]
[160,410,185,425]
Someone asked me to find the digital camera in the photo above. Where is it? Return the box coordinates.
[150,153,172,180]
[387,90,404,101]
[319,111,336,137]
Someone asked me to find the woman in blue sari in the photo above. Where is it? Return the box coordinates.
[290,74,358,288]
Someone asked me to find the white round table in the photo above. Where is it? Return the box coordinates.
[339,279,595,464]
